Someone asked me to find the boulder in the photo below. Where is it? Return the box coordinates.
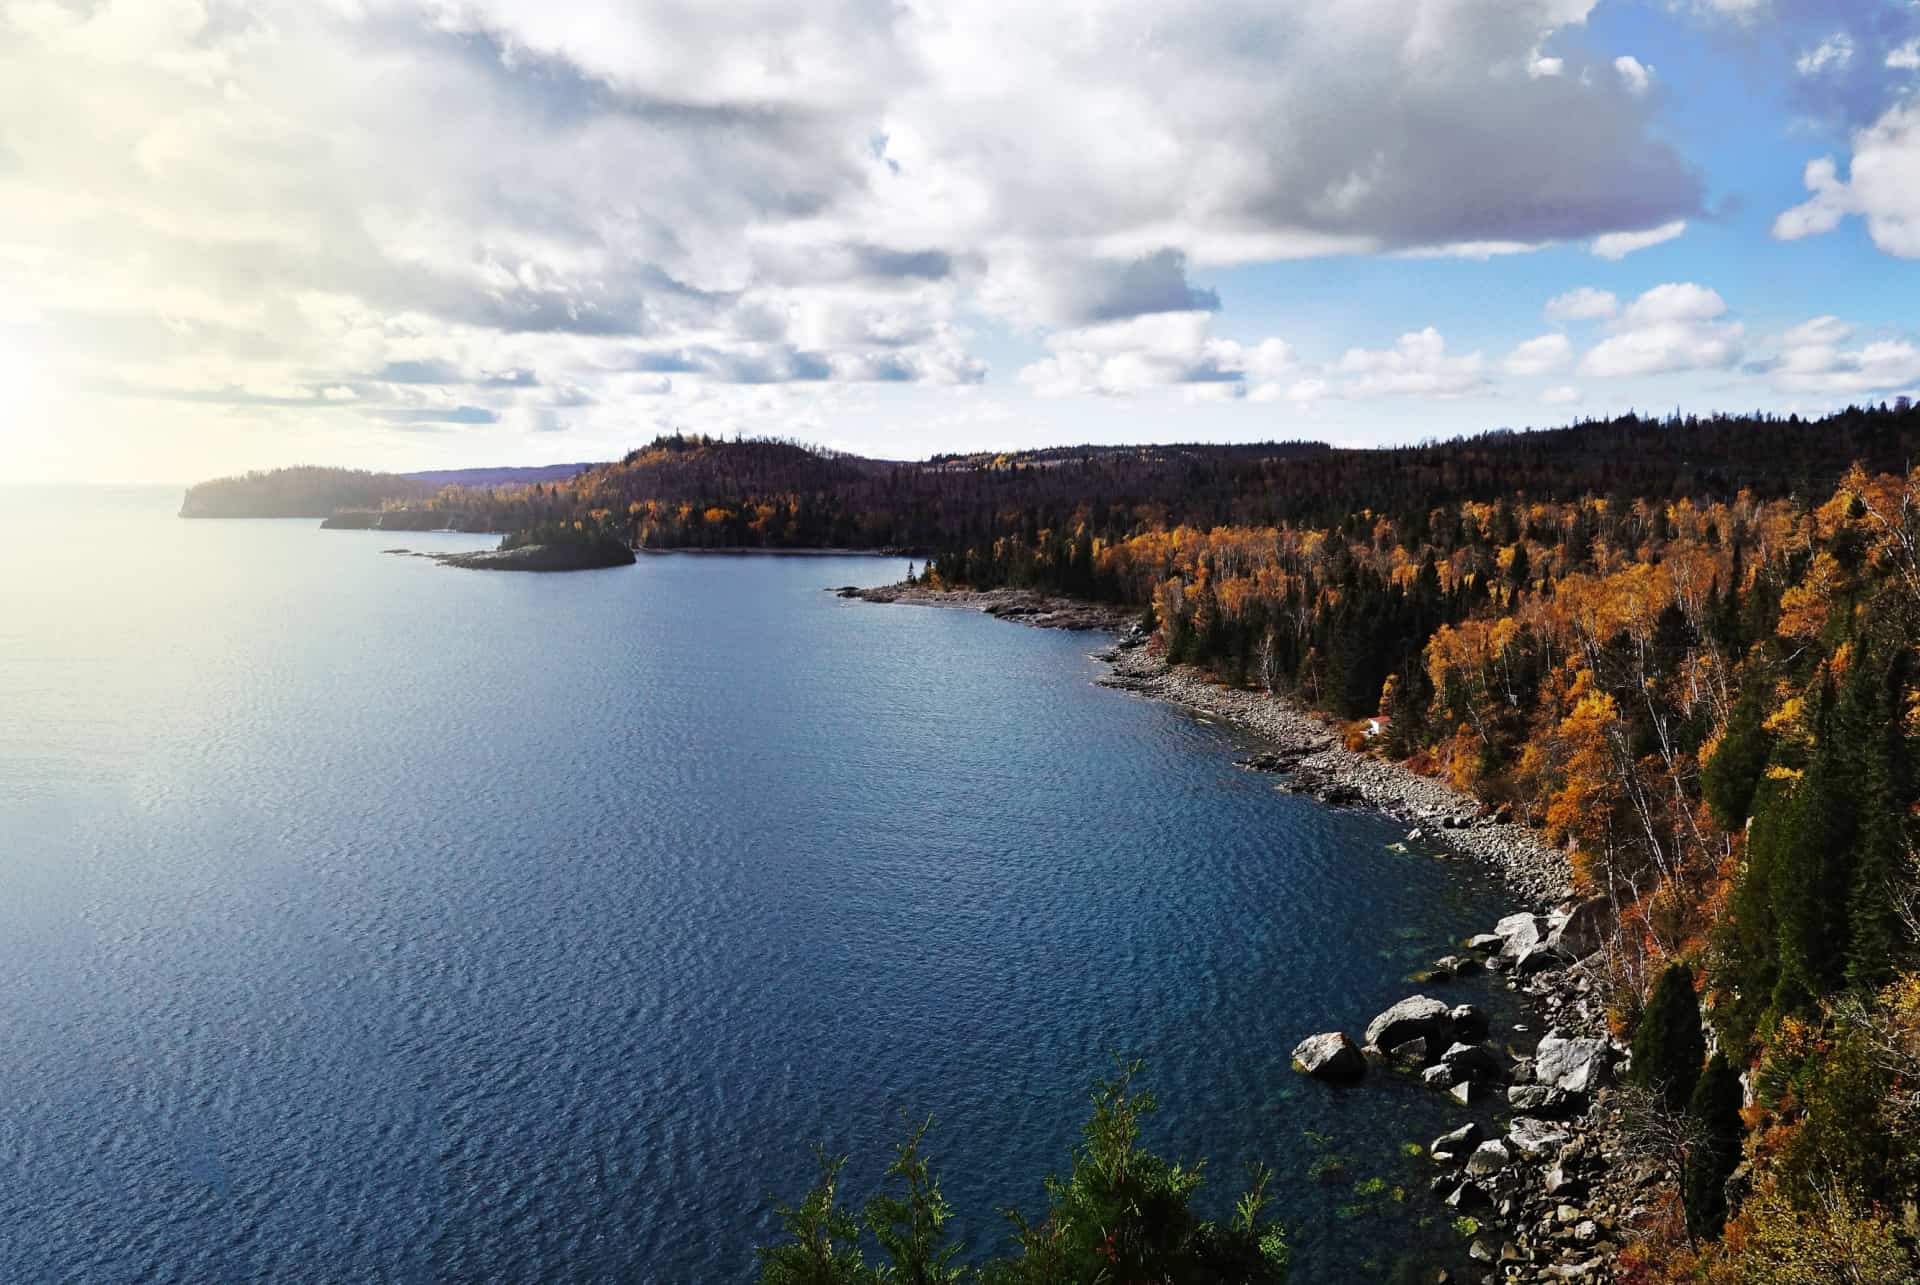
[1546,897,1613,959]
[1364,995,1454,1053]
[1507,1116,1573,1159]
[1448,1079,1490,1105]
[1444,1181,1491,1211]
[1495,912,1550,957]
[1533,1034,1612,1093]
[1544,1162,1584,1198]
[1507,1085,1582,1118]
[1441,1042,1508,1083]
[1291,1032,1367,1083]
[1513,943,1569,975]
[1465,1140,1511,1179]
[1431,1122,1483,1162]
[1422,1064,1460,1090]
[1464,933,1505,954]
[1386,1037,1431,1068]
[1449,1004,1489,1041]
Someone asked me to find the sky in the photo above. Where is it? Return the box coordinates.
[1,1,1918,482]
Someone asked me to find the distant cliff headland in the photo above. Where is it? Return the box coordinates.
[178,462,597,520]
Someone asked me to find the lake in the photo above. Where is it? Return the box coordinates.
[0,486,1520,1282]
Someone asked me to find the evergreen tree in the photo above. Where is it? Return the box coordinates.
[1631,962,1706,1111]
[1765,681,1860,1014]
[1683,1053,1744,1241]
[1842,642,1915,990]
[1701,679,1774,831]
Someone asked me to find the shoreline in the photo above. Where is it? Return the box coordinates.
[844,581,1631,1283]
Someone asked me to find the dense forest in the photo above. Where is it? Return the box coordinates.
[183,402,1920,545]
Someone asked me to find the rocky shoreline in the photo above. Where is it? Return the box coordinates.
[835,582,1138,631]
[845,583,1640,1284]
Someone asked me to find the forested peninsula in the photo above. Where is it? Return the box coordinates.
[188,403,1920,1279]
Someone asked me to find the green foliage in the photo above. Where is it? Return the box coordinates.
[1701,679,1773,831]
[980,1060,1289,1285]
[1631,962,1706,1112]
[757,1063,1289,1285]
[758,1149,873,1285]
[1682,1053,1743,1241]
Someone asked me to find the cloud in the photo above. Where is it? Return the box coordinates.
[1614,56,1654,95]
[1578,283,1742,377]
[1017,311,1286,397]
[1541,384,1583,405]
[1773,102,1920,257]
[1592,219,1686,259]
[1795,33,1854,77]
[1891,41,1920,72]
[1545,287,1619,322]
[1330,327,1487,399]
[1504,333,1574,376]
[1765,316,1920,395]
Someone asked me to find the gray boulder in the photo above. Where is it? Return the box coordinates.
[1365,995,1454,1053]
[1421,1064,1459,1090]
[1441,1042,1508,1083]
[1291,1032,1366,1083]
[1431,1121,1482,1163]
[1386,1037,1431,1067]
[1465,1139,1511,1179]
[1533,1034,1612,1092]
[1513,943,1569,975]
[1546,897,1613,959]
[1495,912,1549,957]
[1449,1003,1490,1041]
[1507,1116,1572,1158]
[1508,1084,1582,1118]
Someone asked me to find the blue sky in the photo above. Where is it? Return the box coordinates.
[1,0,1917,481]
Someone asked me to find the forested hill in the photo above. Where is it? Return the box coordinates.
[177,462,598,518]
[195,402,1920,543]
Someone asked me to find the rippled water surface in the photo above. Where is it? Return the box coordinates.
[1,487,1522,1283]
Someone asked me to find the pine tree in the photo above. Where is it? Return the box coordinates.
[1682,1053,1744,1241]
[1631,962,1706,1111]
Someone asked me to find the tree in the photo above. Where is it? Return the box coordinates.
[980,1060,1289,1285]
[1632,962,1706,1111]
[1701,678,1773,832]
[1683,1053,1744,1240]
[758,1149,875,1285]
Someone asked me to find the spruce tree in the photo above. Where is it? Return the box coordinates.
[1766,680,1859,1014]
[1682,1053,1744,1241]
[1701,679,1774,831]
[1631,962,1706,1111]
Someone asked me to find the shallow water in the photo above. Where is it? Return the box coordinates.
[0,486,1521,1282]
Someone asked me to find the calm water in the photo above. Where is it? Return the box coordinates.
[0,486,1520,1283]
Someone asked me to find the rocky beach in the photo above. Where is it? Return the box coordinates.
[845,582,1647,1284]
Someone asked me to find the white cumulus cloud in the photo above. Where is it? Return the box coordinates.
[1578,283,1742,377]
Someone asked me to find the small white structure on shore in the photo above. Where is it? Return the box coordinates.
[1366,716,1391,739]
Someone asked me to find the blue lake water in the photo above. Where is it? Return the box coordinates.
[0,486,1521,1283]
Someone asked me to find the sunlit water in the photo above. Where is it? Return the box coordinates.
[0,486,1522,1283]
